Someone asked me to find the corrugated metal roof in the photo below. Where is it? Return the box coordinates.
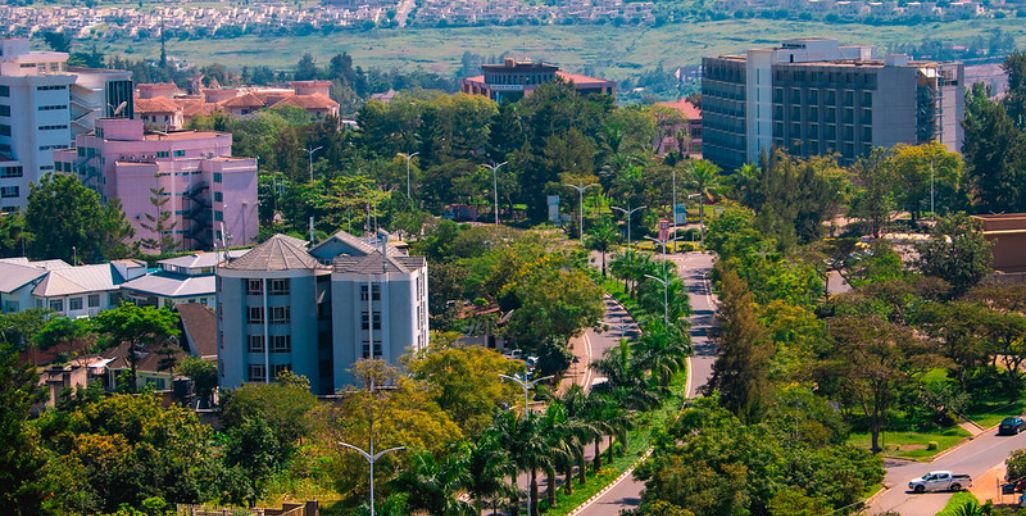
[0,262,47,293]
[120,274,215,298]
[32,264,119,297]
[159,249,249,269]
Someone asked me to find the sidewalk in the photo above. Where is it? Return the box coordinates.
[558,330,593,395]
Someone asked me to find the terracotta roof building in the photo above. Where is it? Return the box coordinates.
[460,58,615,102]
[655,98,703,157]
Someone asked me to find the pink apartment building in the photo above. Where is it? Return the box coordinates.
[53,118,257,252]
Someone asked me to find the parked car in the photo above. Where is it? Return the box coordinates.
[999,417,1026,435]
[908,471,973,493]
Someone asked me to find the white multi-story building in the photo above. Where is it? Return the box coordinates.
[0,39,133,212]
[0,39,76,211]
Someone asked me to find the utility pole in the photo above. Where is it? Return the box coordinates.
[499,373,554,516]
[338,380,404,516]
[482,161,508,225]
[398,151,419,198]
[611,205,646,249]
[564,182,598,242]
[930,157,936,218]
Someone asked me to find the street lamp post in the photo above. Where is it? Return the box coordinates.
[565,183,598,242]
[644,273,670,326]
[930,157,936,218]
[398,151,419,198]
[482,161,508,225]
[303,145,323,182]
[644,234,683,277]
[338,440,405,516]
[499,372,554,516]
[611,205,646,249]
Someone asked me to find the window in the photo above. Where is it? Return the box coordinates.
[826,90,836,104]
[361,312,382,330]
[68,297,83,311]
[360,284,380,301]
[36,85,67,91]
[248,364,266,382]
[0,105,8,117]
[2,301,17,312]
[270,306,290,324]
[271,335,291,352]
[156,151,169,158]
[272,363,291,378]
[38,124,68,131]
[0,86,8,97]
[173,150,185,157]
[248,335,265,352]
[87,294,100,307]
[808,89,818,103]
[361,340,382,359]
[213,191,223,202]
[247,279,263,295]
[49,299,64,312]
[38,104,67,111]
[861,92,873,107]
[0,124,10,136]
[0,186,19,198]
[843,90,855,107]
[0,166,21,178]
[248,306,264,323]
[213,172,223,183]
[270,279,290,295]
[214,211,223,222]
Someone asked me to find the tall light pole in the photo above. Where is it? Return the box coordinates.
[930,157,936,218]
[397,151,419,198]
[303,145,323,182]
[565,182,598,242]
[499,372,553,516]
[483,161,508,225]
[338,440,404,516]
[644,273,670,326]
[645,234,683,277]
[672,166,678,227]
[611,205,646,249]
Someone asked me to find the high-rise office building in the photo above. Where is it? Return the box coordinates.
[216,231,429,395]
[702,38,964,171]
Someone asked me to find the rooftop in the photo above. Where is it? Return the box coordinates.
[177,303,216,358]
[32,264,122,297]
[120,274,215,298]
[159,249,249,270]
[220,234,322,271]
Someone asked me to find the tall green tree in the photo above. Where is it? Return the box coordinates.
[850,148,897,238]
[585,217,619,277]
[0,342,45,510]
[138,185,177,255]
[916,212,993,296]
[962,84,1026,213]
[94,304,180,392]
[685,159,721,241]
[25,174,136,263]
[704,265,773,423]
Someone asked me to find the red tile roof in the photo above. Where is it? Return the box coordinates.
[556,71,615,88]
[135,96,180,114]
[221,92,267,109]
[273,93,339,110]
[657,98,702,120]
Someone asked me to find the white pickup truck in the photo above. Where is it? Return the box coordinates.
[908,471,973,493]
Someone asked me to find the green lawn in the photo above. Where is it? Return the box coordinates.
[98,18,1026,79]
[849,426,971,461]
[964,398,1026,429]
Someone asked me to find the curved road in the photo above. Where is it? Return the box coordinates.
[578,252,719,515]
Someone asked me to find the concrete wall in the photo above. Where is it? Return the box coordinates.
[872,66,918,149]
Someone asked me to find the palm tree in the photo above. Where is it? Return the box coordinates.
[539,404,576,507]
[635,319,691,386]
[518,417,553,516]
[490,411,524,514]
[559,386,598,487]
[468,429,517,513]
[686,159,722,242]
[586,217,619,277]
[393,445,476,516]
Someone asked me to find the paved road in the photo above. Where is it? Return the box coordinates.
[871,429,1026,515]
[579,252,719,516]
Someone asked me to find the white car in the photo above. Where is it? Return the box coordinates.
[908,471,972,493]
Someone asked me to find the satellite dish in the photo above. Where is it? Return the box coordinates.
[112,101,128,117]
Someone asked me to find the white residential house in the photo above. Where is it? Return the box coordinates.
[31,259,146,317]
[120,249,248,310]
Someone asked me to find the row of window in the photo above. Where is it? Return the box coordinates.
[1,186,18,198]
[36,85,67,91]
[248,334,292,353]
[246,278,290,295]
[0,105,8,117]
[0,166,22,178]
[38,124,68,131]
[248,363,291,382]
[38,104,67,111]
[39,144,65,151]
[247,305,290,324]
[46,294,103,312]
[155,150,188,158]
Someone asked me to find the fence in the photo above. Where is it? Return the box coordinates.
[176,501,318,516]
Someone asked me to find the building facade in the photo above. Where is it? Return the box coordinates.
[460,58,616,102]
[53,117,258,251]
[702,38,964,171]
[0,39,134,211]
[217,231,429,395]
